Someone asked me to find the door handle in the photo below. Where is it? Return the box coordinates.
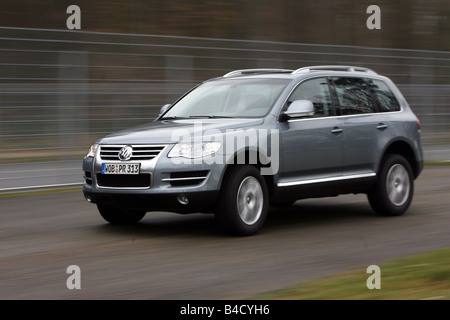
[331,127,343,134]
[377,123,388,130]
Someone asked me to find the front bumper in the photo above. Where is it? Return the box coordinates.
[83,189,219,213]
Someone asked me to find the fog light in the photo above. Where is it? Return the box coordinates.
[84,193,92,203]
[177,195,189,205]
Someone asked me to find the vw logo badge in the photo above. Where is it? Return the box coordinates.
[118,146,133,161]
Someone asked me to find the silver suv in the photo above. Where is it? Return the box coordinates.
[82,66,423,235]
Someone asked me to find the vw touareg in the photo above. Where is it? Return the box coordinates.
[82,66,423,235]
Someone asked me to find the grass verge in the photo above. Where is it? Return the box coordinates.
[424,161,450,166]
[253,247,450,300]
[0,187,82,199]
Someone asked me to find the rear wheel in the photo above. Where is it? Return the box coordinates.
[368,154,414,216]
[215,165,268,236]
[97,204,146,224]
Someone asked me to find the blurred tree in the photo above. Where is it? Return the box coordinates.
[0,0,448,50]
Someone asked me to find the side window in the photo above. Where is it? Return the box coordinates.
[332,77,375,115]
[368,79,401,112]
[287,78,333,117]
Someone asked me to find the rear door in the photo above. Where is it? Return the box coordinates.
[330,76,383,176]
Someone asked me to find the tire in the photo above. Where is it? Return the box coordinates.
[368,154,414,216]
[215,165,269,236]
[97,204,146,224]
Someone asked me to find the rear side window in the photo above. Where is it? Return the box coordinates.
[332,77,375,115]
[368,79,401,112]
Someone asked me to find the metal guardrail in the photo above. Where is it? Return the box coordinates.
[0,26,449,191]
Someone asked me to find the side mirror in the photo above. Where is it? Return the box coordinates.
[156,104,171,120]
[283,100,315,118]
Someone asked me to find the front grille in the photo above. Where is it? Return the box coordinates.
[96,174,151,188]
[99,145,166,161]
[162,170,209,187]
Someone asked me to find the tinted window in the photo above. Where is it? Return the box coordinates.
[368,79,401,112]
[287,78,333,117]
[332,77,374,115]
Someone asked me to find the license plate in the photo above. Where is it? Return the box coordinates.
[101,163,140,175]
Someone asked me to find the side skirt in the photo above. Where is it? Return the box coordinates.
[272,173,377,202]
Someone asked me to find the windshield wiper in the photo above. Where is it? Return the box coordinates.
[188,115,234,119]
[160,116,189,120]
[162,115,234,120]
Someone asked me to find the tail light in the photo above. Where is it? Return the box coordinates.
[416,116,421,133]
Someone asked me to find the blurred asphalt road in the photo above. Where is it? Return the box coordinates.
[0,144,449,192]
[0,166,449,299]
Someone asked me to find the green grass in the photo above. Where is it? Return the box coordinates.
[0,188,82,199]
[424,161,450,166]
[253,248,450,300]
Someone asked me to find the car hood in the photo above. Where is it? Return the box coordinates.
[99,118,265,145]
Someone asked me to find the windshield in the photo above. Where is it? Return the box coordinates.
[162,78,290,119]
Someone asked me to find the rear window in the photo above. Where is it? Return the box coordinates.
[368,79,401,112]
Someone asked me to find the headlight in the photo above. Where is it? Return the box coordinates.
[168,142,221,158]
[86,143,99,158]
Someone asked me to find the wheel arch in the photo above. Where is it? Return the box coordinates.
[379,139,420,179]
[220,147,275,197]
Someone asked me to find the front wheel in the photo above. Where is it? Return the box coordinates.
[215,166,269,236]
[97,204,146,224]
[368,154,414,216]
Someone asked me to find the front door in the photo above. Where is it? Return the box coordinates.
[278,77,344,185]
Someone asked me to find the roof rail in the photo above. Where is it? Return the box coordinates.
[292,65,377,75]
[223,68,294,78]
